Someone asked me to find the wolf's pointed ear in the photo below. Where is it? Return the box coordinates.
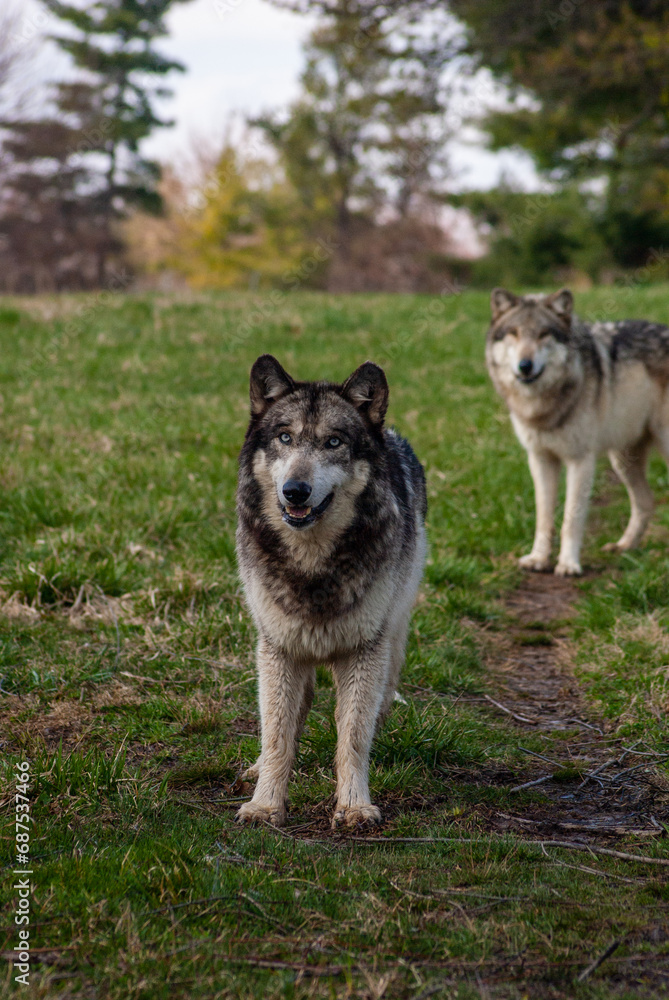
[341,361,389,427]
[545,288,573,323]
[490,288,519,322]
[249,355,295,415]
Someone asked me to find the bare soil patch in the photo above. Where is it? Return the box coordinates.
[482,573,669,841]
[489,574,584,730]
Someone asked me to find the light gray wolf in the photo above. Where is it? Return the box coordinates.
[235,355,427,828]
[486,287,669,576]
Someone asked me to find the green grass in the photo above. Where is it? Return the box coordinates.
[1,287,669,999]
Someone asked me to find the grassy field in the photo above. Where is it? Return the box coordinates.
[1,287,668,999]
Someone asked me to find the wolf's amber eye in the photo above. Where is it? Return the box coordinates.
[325,436,341,449]
[278,432,291,445]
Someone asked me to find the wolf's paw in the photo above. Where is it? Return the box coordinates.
[518,553,552,572]
[555,558,582,577]
[331,804,382,830]
[602,540,638,553]
[235,801,285,827]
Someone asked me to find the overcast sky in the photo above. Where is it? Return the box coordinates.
[19,0,537,191]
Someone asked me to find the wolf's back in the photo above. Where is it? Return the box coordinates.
[588,318,669,377]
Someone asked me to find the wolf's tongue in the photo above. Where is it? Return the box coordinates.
[287,506,311,518]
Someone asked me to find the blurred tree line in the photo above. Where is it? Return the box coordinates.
[0,0,190,292]
[2,0,669,292]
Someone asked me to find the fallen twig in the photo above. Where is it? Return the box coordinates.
[547,858,643,884]
[240,892,285,929]
[259,820,324,846]
[618,740,642,763]
[484,695,538,725]
[1,945,77,957]
[70,584,86,614]
[119,670,162,684]
[577,938,621,982]
[498,812,662,838]
[577,758,616,789]
[509,775,552,793]
[611,762,652,782]
[345,836,669,865]
[413,981,456,1000]
[226,956,345,978]
[517,745,653,788]
[170,796,221,815]
[569,718,604,735]
[518,746,563,767]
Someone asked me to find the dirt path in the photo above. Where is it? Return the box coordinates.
[483,574,669,840]
[488,575,586,731]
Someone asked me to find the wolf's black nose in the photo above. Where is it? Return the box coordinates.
[283,480,312,505]
[518,358,534,377]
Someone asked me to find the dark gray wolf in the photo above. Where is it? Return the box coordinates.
[486,287,669,575]
[235,355,427,828]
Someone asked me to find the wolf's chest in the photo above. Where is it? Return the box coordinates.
[242,561,395,661]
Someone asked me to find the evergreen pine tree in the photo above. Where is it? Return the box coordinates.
[0,0,191,290]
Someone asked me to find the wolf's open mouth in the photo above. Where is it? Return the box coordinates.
[282,492,334,529]
[517,368,544,384]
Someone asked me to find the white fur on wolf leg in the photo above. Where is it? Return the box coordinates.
[602,515,651,553]
[393,691,407,705]
[606,447,654,553]
[331,645,389,832]
[331,804,382,829]
[241,756,262,781]
[235,800,286,826]
[518,552,552,572]
[555,457,594,579]
[523,451,560,574]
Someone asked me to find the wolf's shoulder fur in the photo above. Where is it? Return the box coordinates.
[586,318,669,375]
[385,428,428,521]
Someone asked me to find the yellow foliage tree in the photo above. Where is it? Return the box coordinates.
[125,141,314,289]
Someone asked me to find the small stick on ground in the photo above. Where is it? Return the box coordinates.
[120,670,162,684]
[70,584,86,614]
[509,775,552,793]
[500,812,662,837]
[226,957,345,978]
[345,836,669,865]
[569,718,604,735]
[484,695,539,725]
[547,857,643,885]
[577,939,622,982]
[518,746,563,767]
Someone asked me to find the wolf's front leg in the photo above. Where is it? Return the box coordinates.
[331,641,389,829]
[236,637,310,827]
[556,455,596,576]
[241,668,314,782]
[519,450,561,571]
